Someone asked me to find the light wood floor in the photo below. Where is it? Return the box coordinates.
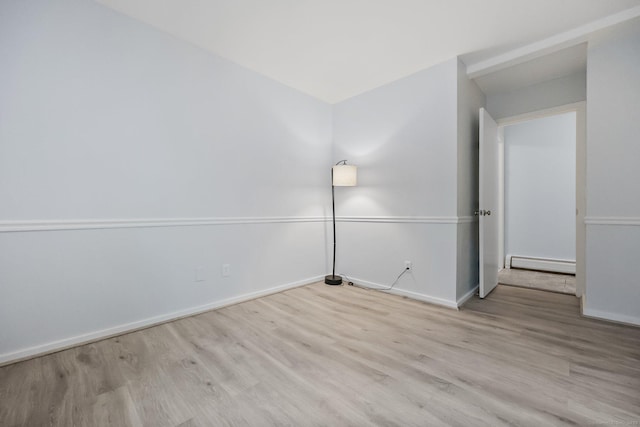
[1,283,639,426]
[499,268,577,295]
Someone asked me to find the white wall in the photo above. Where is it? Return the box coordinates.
[584,18,640,325]
[332,58,483,306]
[333,59,459,219]
[332,59,459,304]
[503,112,576,262]
[0,0,332,363]
[486,72,586,121]
[456,60,485,301]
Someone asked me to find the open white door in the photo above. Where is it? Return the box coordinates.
[479,108,500,298]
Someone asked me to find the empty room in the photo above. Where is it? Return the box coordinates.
[1,0,639,425]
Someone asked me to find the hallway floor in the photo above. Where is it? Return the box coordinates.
[498,268,576,295]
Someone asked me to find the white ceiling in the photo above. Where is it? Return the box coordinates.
[96,0,640,103]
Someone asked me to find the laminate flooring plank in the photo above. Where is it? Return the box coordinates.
[169,301,376,426]
[1,283,639,426]
[254,290,581,425]
[0,357,58,427]
[200,310,378,425]
[289,286,634,425]
[88,385,143,427]
[122,324,218,427]
[222,295,466,425]
[300,285,636,423]
[280,288,570,382]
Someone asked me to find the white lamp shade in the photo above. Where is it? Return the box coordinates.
[332,164,357,186]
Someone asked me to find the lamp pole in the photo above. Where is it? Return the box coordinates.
[325,166,342,285]
[325,160,355,285]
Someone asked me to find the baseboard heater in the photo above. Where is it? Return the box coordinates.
[505,255,576,275]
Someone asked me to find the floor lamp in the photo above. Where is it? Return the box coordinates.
[325,160,357,285]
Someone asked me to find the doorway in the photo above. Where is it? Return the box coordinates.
[500,110,577,294]
[479,103,586,299]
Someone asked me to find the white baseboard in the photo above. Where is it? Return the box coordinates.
[349,277,458,309]
[582,307,640,327]
[456,284,479,308]
[0,275,322,367]
[506,255,576,274]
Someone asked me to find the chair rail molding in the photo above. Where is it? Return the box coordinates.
[0,215,478,232]
[0,216,327,233]
[336,216,476,224]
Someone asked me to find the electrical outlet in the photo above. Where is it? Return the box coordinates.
[195,266,205,282]
[404,260,412,270]
[222,264,231,277]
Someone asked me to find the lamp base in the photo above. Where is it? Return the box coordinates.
[324,275,343,285]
